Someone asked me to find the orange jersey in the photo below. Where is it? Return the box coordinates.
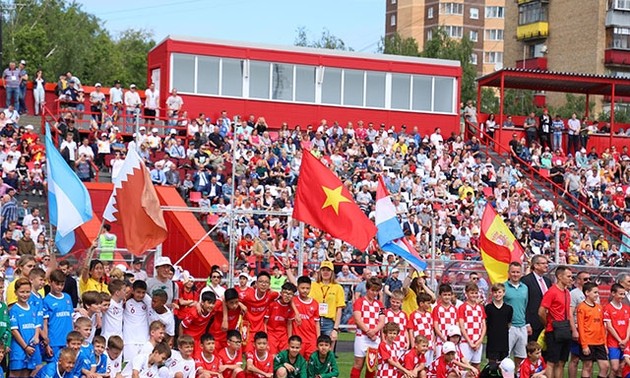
[576,301,606,348]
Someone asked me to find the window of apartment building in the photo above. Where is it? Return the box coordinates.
[613,0,630,11]
[485,29,504,41]
[484,51,503,64]
[518,2,548,25]
[613,27,630,49]
[391,0,396,4]
[390,14,396,27]
[469,7,479,20]
[445,25,463,39]
[470,53,478,65]
[440,3,464,15]
[428,6,434,19]
[427,29,433,40]
[485,6,504,18]
[469,30,478,42]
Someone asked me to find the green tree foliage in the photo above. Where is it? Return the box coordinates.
[1,0,155,87]
[294,27,352,51]
[547,94,594,119]
[421,27,476,103]
[480,88,499,114]
[380,32,419,57]
[502,89,536,116]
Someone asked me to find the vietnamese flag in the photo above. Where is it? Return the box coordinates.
[480,203,524,283]
[103,149,168,255]
[293,150,376,250]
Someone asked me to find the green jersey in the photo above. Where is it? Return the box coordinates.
[274,350,307,378]
[307,351,338,378]
[0,302,11,346]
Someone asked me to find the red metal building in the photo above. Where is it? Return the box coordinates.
[147,36,462,134]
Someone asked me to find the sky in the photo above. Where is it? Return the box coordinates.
[79,0,386,53]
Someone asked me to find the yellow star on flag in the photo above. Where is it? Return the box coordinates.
[321,185,351,215]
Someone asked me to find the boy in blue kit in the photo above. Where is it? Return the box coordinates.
[29,267,47,374]
[92,335,108,375]
[35,347,77,378]
[44,269,74,361]
[10,278,41,378]
[73,317,97,378]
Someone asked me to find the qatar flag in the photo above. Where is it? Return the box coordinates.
[103,149,168,255]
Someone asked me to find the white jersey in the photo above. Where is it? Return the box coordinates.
[127,354,159,378]
[106,352,123,378]
[148,306,175,336]
[101,298,124,341]
[122,296,151,344]
[139,341,156,356]
[167,351,196,378]
[71,311,97,343]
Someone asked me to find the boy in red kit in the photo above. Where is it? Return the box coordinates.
[195,334,221,378]
[293,276,320,359]
[433,284,458,358]
[235,272,251,300]
[238,271,279,352]
[385,289,411,350]
[351,277,385,378]
[211,288,242,351]
[219,330,245,378]
[519,341,547,378]
[410,293,435,364]
[404,335,429,378]
[264,282,296,354]
[180,291,217,355]
[603,283,630,378]
[428,341,459,378]
[378,322,415,378]
[457,283,486,370]
[245,331,274,378]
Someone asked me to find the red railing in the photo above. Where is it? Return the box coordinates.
[466,120,628,251]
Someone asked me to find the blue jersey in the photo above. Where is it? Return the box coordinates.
[9,303,40,363]
[28,291,45,328]
[35,361,71,378]
[67,344,95,378]
[43,293,74,347]
[95,353,108,374]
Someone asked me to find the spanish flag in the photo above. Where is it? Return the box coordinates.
[480,204,524,283]
[293,150,377,250]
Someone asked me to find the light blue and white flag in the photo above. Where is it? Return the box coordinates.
[45,123,93,254]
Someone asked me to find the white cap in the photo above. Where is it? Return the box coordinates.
[442,341,457,354]
[25,124,34,130]
[95,83,102,87]
[130,84,137,88]
[151,127,158,133]
[447,325,461,337]
[115,264,127,273]
[181,270,193,282]
[499,358,515,378]
[169,129,177,134]
[391,268,399,274]
[139,126,146,131]
[154,256,173,268]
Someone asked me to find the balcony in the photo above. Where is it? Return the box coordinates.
[517,22,549,41]
[515,57,548,70]
[605,49,630,66]
[606,9,630,27]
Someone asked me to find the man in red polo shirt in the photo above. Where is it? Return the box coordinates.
[539,265,574,378]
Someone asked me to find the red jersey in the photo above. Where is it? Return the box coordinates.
[385,309,410,349]
[245,351,274,378]
[241,289,279,334]
[623,344,630,378]
[403,349,426,371]
[518,356,546,378]
[353,297,385,337]
[540,285,569,332]
[236,285,250,301]
[409,309,434,349]
[194,352,220,375]
[181,308,214,342]
[432,303,458,344]
[603,301,630,348]
[378,341,403,378]
[210,303,242,349]
[429,355,459,378]
[292,296,320,348]
[265,299,294,335]
[218,347,243,378]
[456,302,486,344]
[176,287,198,320]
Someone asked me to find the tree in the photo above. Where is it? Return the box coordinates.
[480,88,499,114]
[380,33,419,57]
[548,94,594,119]
[421,27,476,103]
[294,27,352,51]
[1,0,155,87]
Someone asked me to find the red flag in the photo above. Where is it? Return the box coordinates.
[479,204,524,283]
[293,150,376,250]
[103,150,168,255]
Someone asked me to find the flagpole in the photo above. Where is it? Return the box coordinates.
[227,125,238,288]
[173,222,222,266]
[297,222,305,277]
[430,215,436,291]
[554,226,560,263]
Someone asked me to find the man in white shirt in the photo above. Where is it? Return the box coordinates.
[109,80,124,122]
[166,89,183,126]
[60,132,77,168]
[77,138,94,161]
[125,84,142,131]
[144,82,159,125]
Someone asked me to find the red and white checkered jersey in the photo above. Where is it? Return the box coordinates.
[353,297,385,337]
[431,304,458,345]
[378,341,403,378]
[456,302,486,344]
[410,309,434,348]
[385,309,410,351]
